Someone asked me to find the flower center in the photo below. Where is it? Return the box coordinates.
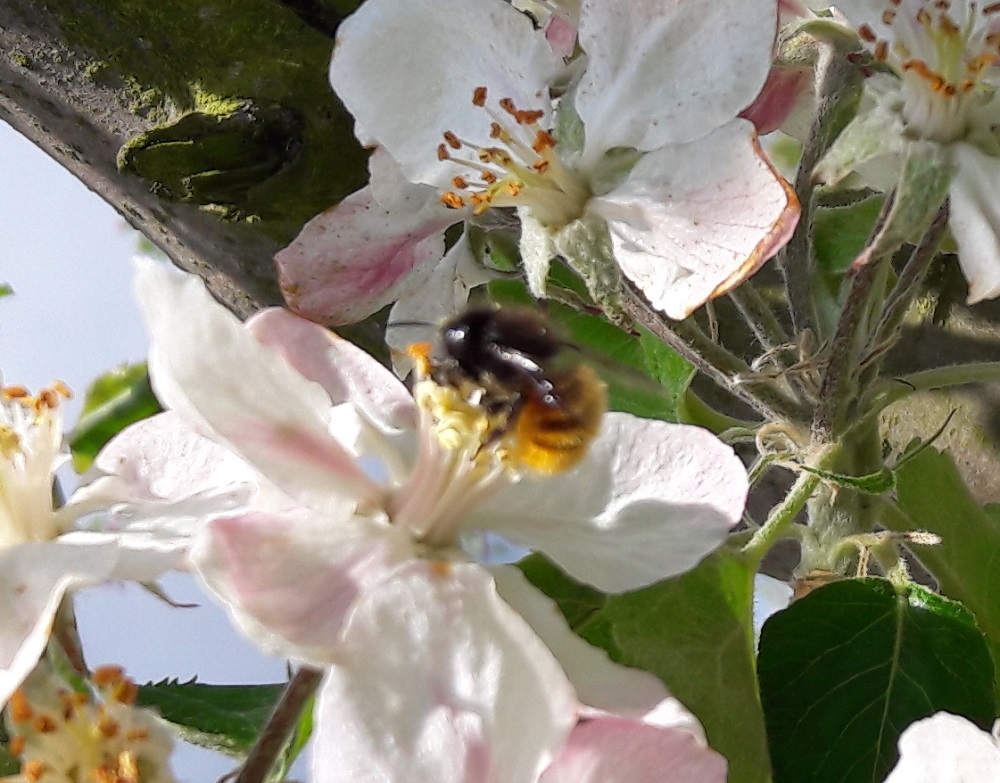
[0,383,71,547]
[437,87,590,226]
[858,0,1000,142]
[387,344,522,548]
[7,666,174,783]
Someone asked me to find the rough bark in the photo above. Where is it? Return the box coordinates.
[0,0,365,316]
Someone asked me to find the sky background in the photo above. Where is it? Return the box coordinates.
[0,120,293,780]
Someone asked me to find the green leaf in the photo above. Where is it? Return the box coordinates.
[137,679,286,756]
[488,280,694,421]
[520,550,768,783]
[894,447,1000,702]
[68,364,162,472]
[0,745,19,775]
[812,194,885,332]
[758,578,995,783]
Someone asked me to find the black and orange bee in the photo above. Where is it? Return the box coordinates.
[416,304,608,475]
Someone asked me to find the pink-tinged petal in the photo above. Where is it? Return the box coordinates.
[0,534,184,706]
[884,713,1000,782]
[473,414,747,592]
[276,182,457,326]
[540,713,727,783]
[247,309,417,432]
[949,146,1000,304]
[576,0,777,155]
[591,119,799,320]
[492,565,669,717]
[134,259,382,514]
[68,412,258,534]
[312,562,578,783]
[740,65,813,136]
[329,0,561,188]
[191,508,415,663]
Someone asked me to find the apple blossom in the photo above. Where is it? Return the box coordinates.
[814,0,1000,302]
[883,712,1000,782]
[0,382,197,708]
[315,562,727,783]
[5,664,178,783]
[122,258,747,779]
[278,0,799,324]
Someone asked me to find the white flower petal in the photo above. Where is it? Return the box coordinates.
[68,412,258,535]
[134,258,382,514]
[473,414,747,592]
[247,308,417,433]
[0,534,184,706]
[191,508,415,663]
[575,0,777,155]
[884,713,1000,782]
[330,0,561,188]
[386,232,495,373]
[948,145,1000,304]
[591,120,797,320]
[492,565,669,717]
[312,562,577,783]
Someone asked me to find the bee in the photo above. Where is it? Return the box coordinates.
[417,304,608,475]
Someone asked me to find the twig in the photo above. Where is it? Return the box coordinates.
[233,667,323,783]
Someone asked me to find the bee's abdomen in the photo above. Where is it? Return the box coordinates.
[511,365,607,475]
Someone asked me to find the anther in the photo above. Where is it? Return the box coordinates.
[858,23,878,42]
[443,131,462,150]
[440,192,465,209]
[472,86,488,106]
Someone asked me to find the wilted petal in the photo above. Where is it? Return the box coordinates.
[576,0,777,155]
[191,508,415,663]
[592,119,798,320]
[884,713,1000,782]
[949,145,1000,304]
[135,259,382,514]
[492,565,669,717]
[473,414,747,592]
[540,711,728,783]
[330,0,560,188]
[276,179,457,326]
[313,562,577,783]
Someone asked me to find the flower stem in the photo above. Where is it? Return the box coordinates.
[857,203,949,388]
[811,193,897,442]
[727,284,790,353]
[742,443,841,564]
[621,282,810,425]
[778,45,863,335]
[234,666,323,783]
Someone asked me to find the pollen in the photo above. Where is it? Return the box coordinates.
[430,87,590,226]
